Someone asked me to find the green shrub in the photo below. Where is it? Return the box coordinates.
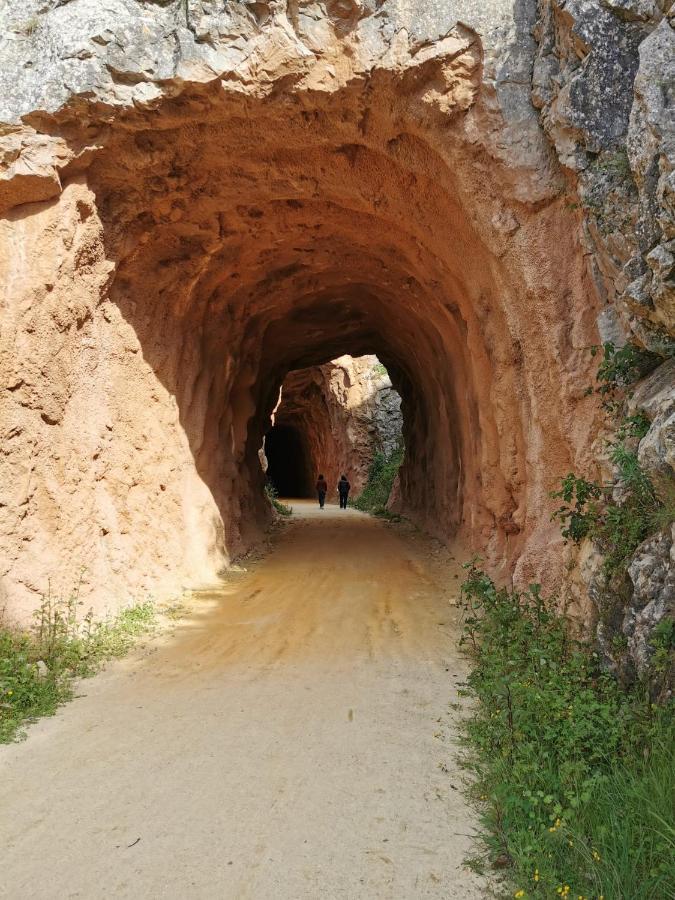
[552,444,673,591]
[591,343,663,412]
[353,444,403,513]
[458,562,675,899]
[1,591,155,743]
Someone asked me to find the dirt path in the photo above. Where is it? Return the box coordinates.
[0,502,485,899]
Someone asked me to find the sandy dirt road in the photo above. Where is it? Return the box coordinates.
[0,502,485,899]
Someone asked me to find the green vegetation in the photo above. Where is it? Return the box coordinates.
[591,342,662,409]
[353,444,403,515]
[372,361,388,377]
[265,483,292,516]
[552,341,674,636]
[592,148,632,179]
[459,340,674,896]
[1,589,156,743]
[459,562,675,900]
[551,441,674,584]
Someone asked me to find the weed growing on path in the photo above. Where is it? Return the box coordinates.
[458,561,674,899]
[1,588,156,743]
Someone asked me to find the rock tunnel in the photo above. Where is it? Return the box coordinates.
[0,11,605,620]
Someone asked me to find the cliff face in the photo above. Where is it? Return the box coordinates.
[0,1,672,627]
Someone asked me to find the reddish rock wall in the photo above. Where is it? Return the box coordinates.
[0,16,604,620]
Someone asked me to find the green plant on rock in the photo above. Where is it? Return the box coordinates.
[353,444,403,513]
[552,439,670,585]
[551,474,603,543]
[458,561,675,899]
[592,341,662,402]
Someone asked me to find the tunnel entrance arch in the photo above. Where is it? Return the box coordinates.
[0,22,603,619]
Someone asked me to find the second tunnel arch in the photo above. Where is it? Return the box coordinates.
[264,356,404,505]
[265,423,313,498]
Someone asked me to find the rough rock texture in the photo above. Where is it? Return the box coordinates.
[1,0,667,620]
[625,524,675,678]
[630,358,675,485]
[533,0,675,348]
[267,355,403,499]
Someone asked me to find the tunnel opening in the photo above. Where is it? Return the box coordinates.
[265,423,313,498]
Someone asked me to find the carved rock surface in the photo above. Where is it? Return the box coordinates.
[0,0,670,622]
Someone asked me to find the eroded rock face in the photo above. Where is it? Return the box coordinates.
[0,0,668,621]
[625,524,674,679]
[630,358,675,485]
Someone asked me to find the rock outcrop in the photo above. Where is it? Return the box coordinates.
[0,0,671,623]
[533,0,675,348]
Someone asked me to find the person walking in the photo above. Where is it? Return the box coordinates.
[316,474,328,508]
[337,474,351,509]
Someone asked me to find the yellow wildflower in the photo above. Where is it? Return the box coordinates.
[592,849,601,862]
[533,869,539,882]
[514,892,525,899]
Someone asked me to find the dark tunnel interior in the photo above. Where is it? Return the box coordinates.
[265,424,313,498]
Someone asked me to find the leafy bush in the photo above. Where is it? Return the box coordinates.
[353,445,403,513]
[590,342,662,414]
[551,440,672,584]
[459,562,675,899]
[1,590,155,743]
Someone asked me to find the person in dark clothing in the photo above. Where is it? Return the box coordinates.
[316,474,328,508]
[338,474,350,509]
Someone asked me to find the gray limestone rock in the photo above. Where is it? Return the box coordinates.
[625,525,674,677]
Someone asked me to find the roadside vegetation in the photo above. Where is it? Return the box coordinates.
[459,562,674,899]
[1,587,157,743]
[353,444,403,516]
[265,482,292,516]
[459,341,674,898]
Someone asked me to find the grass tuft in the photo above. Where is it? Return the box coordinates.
[265,483,292,516]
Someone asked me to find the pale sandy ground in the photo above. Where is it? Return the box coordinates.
[0,502,487,900]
